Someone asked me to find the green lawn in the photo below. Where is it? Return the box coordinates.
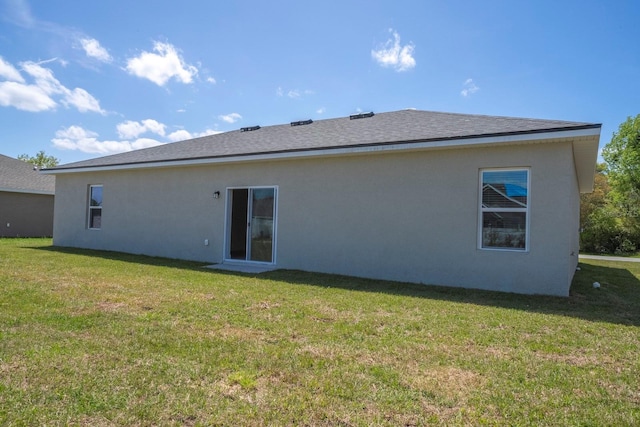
[1,239,638,426]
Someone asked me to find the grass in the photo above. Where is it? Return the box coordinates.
[1,238,639,426]
[581,250,640,258]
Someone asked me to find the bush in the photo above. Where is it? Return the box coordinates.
[580,208,639,254]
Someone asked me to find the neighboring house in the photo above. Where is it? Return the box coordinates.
[43,110,601,296]
[0,154,55,237]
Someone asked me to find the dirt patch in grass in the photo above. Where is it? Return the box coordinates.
[95,301,127,313]
[297,344,345,362]
[215,325,268,342]
[404,364,484,402]
[247,300,281,311]
[71,415,116,427]
[598,379,640,405]
[482,345,514,360]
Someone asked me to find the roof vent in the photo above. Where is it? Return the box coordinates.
[290,119,313,127]
[240,125,261,132]
[350,112,374,120]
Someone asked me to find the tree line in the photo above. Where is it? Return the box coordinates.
[581,114,640,254]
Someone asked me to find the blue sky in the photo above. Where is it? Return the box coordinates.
[0,0,638,165]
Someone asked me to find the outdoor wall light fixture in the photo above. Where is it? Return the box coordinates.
[213,191,220,199]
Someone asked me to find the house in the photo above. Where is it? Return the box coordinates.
[0,154,55,237]
[42,110,601,296]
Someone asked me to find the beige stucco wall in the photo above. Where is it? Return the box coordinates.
[0,191,54,237]
[52,140,580,296]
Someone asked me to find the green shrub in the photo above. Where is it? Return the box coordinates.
[580,207,639,254]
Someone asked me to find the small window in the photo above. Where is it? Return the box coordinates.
[88,185,103,229]
[479,169,529,251]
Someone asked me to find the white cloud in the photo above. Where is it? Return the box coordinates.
[168,128,221,142]
[53,120,225,154]
[131,138,163,150]
[0,81,56,111]
[52,125,164,155]
[277,87,315,99]
[54,124,97,141]
[167,129,192,142]
[116,119,166,139]
[63,87,104,112]
[80,38,112,63]
[0,58,104,113]
[197,128,222,137]
[126,41,198,86]
[21,61,60,94]
[461,78,479,97]
[218,112,242,123]
[141,119,166,136]
[18,60,105,114]
[0,56,25,82]
[5,2,116,70]
[371,29,416,72]
[206,76,216,84]
[316,107,326,114]
[198,129,222,137]
[287,89,315,99]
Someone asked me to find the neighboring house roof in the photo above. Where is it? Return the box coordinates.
[0,154,55,195]
[482,184,527,208]
[44,109,601,192]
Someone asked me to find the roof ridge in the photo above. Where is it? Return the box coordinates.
[397,108,594,125]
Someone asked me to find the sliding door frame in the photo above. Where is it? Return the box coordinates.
[223,185,278,265]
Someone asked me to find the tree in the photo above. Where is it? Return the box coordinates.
[582,114,640,254]
[602,114,640,216]
[18,150,59,169]
[579,164,624,253]
[580,163,609,230]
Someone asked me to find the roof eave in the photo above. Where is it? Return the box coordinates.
[42,125,602,175]
[0,187,55,195]
[572,131,602,193]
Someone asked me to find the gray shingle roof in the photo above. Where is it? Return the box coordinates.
[50,109,601,171]
[0,154,55,194]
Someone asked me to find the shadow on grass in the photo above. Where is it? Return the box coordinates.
[29,245,640,327]
[262,264,640,327]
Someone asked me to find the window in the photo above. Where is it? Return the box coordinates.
[480,169,529,251]
[88,185,103,229]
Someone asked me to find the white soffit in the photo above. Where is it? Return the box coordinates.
[572,133,601,193]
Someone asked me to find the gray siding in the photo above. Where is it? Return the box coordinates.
[53,140,580,296]
[0,191,54,237]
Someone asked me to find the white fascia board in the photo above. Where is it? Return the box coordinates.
[572,134,601,193]
[42,127,602,175]
[0,187,54,195]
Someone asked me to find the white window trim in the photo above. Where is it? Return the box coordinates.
[223,185,278,265]
[87,184,103,230]
[478,168,530,252]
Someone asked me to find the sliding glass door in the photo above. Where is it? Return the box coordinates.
[227,187,276,263]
